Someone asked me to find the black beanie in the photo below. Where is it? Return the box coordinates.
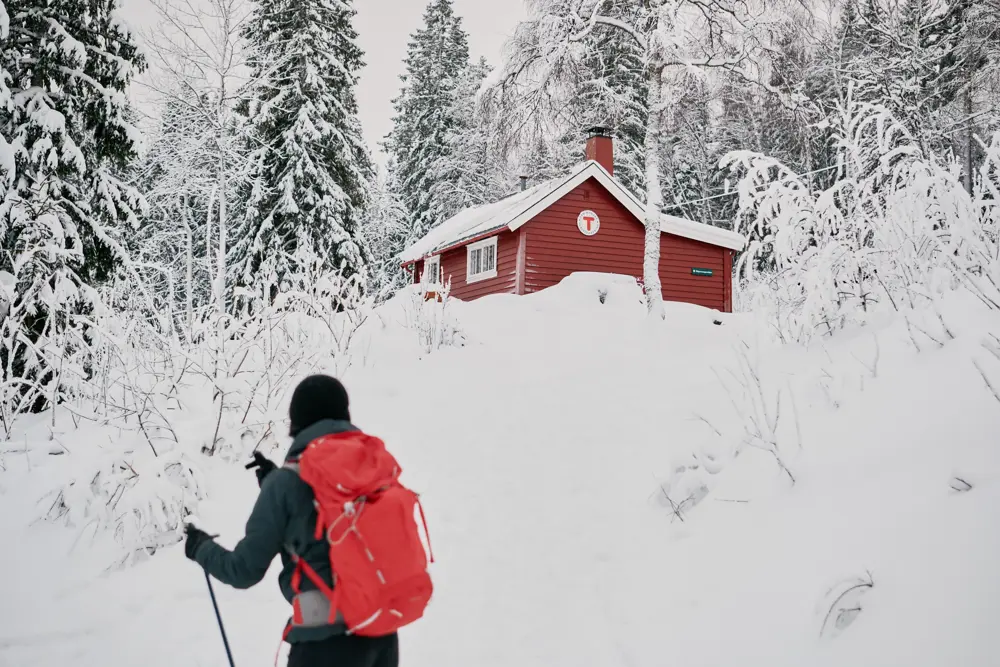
[288,375,351,436]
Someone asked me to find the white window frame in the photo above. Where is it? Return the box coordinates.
[466,237,498,283]
[421,255,441,286]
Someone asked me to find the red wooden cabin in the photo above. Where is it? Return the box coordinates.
[400,129,745,312]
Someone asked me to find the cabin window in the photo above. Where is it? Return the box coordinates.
[466,237,498,283]
[421,255,441,286]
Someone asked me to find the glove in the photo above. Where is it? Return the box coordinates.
[184,524,214,561]
[245,451,277,486]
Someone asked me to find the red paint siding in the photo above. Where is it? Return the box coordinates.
[514,228,527,295]
[437,230,519,300]
[723,250,733,313]
[523,178,728,311]
[660,234,727,311]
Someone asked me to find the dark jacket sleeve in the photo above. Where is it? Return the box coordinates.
[194,472,290,589]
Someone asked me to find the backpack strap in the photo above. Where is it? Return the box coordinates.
[289,553,340,625]
[284,460,331,540]
[415,494,435,563]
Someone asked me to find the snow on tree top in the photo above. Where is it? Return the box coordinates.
[399,160,746,263]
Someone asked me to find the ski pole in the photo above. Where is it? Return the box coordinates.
[204,570,236,667]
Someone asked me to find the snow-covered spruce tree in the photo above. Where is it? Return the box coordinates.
[385,0,474,247]
[675,18,838,235]
[362,164,411,301]
[0,0,145,419]
[519,124,577,185]
[533,0,649,196]
[234,0,373,300]
[492,0,781,318]
[427,57,511,222]
[660,74,720,221]
[822,0,987,155]
[575,8,648,196]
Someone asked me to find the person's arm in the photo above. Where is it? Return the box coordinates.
[193,472,290,589]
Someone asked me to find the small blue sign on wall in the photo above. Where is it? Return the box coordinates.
[691,268,714,277]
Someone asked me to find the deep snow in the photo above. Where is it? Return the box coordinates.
[2,274,999,667]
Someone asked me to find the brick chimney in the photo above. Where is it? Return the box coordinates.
[585,126,614,175]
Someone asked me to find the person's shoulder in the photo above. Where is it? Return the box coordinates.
[261,466,312,498]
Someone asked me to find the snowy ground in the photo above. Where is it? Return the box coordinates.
[2,274,999,667]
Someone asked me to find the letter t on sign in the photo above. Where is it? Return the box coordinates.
[577,210,600,237]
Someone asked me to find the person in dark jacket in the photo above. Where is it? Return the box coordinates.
[184,375,399,667]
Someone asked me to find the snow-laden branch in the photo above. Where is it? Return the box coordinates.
[725,99,1000,341]
[568,1,649,51]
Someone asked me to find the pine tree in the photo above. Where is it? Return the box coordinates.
[235,0,373,296]
[1,0,145,414]
[570,1,648,195]
[427,57,510,223]
[362,164,410,300]
[517,122,571,185]
[827,0,987,151]
[514,1,648,196]
[661,73,731,226]
[385,0,473,245]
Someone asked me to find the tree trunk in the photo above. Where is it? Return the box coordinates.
[215,145,227,316]
[206,183,216,305]
[186,228,194,332]
[964,85,974,196]
[643,64,666,319]
[180,199,194,337]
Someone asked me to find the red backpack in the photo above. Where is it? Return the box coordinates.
[287,431,433,636]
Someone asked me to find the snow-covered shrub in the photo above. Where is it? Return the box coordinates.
[181,272,371,459]
[44,449,206,569]
[1,274,130,439]
[724,99,1000,343]
[19,249,376,565]
[276,257,375,375]
[973,332,1000,407]
[713,344,801,484]
[404,282,463,354]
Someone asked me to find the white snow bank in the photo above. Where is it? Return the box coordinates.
[1,277,998,667]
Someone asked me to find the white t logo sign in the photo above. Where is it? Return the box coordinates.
[577,210,600,236]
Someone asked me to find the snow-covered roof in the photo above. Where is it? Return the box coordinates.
[399,161,745,263]
[659,214,746,250]
[399,166,580,263]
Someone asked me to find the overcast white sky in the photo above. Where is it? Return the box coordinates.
[118,0,527,164]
